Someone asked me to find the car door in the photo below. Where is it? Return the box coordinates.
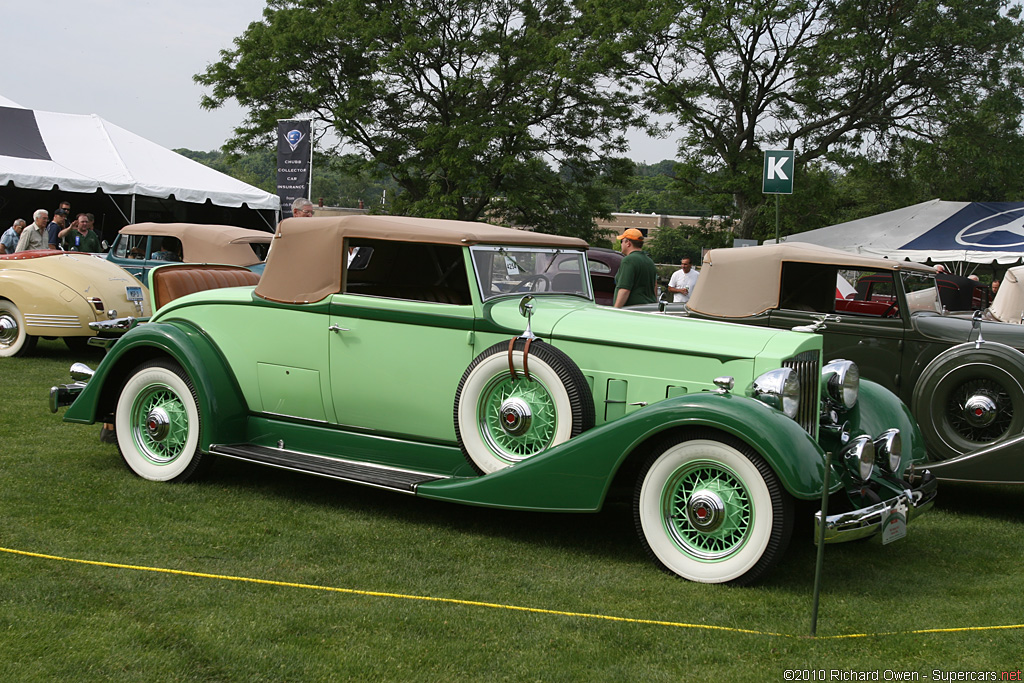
[327,293,476,443]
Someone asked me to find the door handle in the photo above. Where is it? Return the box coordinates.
[328,324,349,333]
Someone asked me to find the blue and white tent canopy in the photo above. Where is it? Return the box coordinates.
[0,102,279,214]
[782,199,1024,265]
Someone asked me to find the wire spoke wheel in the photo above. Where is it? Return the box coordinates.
[480,374,557,460]
[115,359,209,482]
[130,384,191,465]
[913,343,1024,461]
[635,430,792,585]
[455,339,594,474]
[945,379,1013,444]
[665,461,752,560]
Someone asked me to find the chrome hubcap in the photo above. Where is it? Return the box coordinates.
[498,397,532,436]
[145,407,171,442]
[0,314,17,347]
[685,491,726,532]
[962,393,998,428]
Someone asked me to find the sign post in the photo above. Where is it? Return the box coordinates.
[762,150,795,243]
[277,119,312,217]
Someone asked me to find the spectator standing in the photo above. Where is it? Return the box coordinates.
[15,209,49,252]
[612,228,658,308]
[46,208,68,248]
[292,197,314,217]
[667,257,700,304]
[61,213,102,252]
[0,219,26,254]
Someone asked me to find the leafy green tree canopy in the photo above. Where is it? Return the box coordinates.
[196,0,638,240]
[592,0,1024,239]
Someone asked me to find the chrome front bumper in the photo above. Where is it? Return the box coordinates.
[49,362,94,413]
[814,469,937,543]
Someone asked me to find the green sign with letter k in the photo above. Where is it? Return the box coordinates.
[763,150,795,194]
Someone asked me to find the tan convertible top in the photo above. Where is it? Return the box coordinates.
[256,215,589,304]
[687,242,935,318]
[121,223,271,267]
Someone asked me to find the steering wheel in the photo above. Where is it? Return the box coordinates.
[513,274,551,292]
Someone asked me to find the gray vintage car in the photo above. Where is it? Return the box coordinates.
[637,243,1024,484]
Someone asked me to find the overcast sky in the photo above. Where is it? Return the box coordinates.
[4,0,672,163]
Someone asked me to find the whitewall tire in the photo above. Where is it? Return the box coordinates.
[115,359,209,482]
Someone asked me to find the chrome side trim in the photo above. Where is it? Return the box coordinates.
[25,314,82,329]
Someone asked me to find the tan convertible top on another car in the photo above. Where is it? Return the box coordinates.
[256,215,589,304]
[120,223,271,267]
[687,242,936,318]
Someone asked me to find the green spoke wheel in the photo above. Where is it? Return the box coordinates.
[455,339,594,474]
[479,373,558,461]
[115,359,210,482]
[664,462,752,560]
[635,430,792,585]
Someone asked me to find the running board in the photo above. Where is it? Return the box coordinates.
[210,444,448,493]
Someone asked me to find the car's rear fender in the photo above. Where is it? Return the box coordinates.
[0,269,95,333]
[63,320,249,445]
[417,393,829,512]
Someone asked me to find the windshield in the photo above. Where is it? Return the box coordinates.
[471,246,592,301]
[901,271,943,314]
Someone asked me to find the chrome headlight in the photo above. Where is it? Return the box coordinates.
[822,359,859,410]
[873,429,902,472]
[752,367,800,419]
[841,435,875,482]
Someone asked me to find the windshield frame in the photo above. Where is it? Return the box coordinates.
[470,245,594,302]
[901,271,943,314]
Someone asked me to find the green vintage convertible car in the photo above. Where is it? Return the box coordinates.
[50,216,935,585]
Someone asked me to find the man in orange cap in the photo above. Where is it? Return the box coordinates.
[613,228,658,307]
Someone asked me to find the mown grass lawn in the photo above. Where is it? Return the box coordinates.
[2,341,1023,681]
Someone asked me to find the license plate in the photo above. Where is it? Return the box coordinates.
[125,286,144,302]
[881,503,908,544]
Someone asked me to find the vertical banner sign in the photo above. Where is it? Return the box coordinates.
[277,119,312,215]
[762,150,795,194]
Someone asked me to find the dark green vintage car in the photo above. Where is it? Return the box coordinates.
[50,216,935,585]
[657,242,1024,483]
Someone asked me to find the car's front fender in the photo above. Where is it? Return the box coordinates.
[418,392,829,512]
[63,320,249,446]
[837,378,929,473]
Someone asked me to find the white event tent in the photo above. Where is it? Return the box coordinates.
[781,199,1024,266]
[0,98,279,230]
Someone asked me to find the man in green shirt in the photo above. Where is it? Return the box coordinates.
[613,228,658,307]
[61,213,103,253]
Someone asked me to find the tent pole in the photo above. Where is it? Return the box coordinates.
[131,194,136,224]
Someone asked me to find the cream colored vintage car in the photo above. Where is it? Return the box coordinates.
[0,250,151,357]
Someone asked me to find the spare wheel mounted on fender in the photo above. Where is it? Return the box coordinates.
[454,338,595,474]
[912,342,1024,462]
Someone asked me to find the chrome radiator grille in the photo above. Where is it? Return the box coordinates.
[784,351,820,438]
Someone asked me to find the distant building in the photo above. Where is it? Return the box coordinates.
[594,213,722,240]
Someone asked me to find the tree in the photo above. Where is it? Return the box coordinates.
[594,0,1024,238]
[195,0,638,239]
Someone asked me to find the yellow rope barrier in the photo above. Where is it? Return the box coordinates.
[3,545,1022,640]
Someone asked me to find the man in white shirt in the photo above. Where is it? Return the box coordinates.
[667,257,699,304]
[15,209,49,253]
